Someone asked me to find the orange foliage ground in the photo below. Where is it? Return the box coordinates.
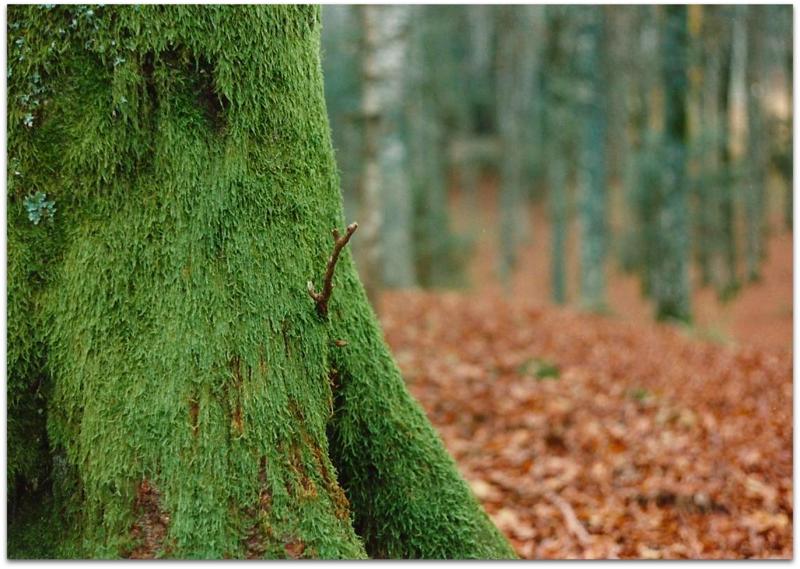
[381,291,791,558]
[376,185,792,558]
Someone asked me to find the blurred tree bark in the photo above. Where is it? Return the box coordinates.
[783,16,794,232]
[715,6,739,299]
[407,7,467,288]
[620,5,660,297]
[543,6,575,305]
[461,6,495,225]
[496,6,539,287]
[357,6,383,305]
[358,6,415,294]
[694,5,722,287]
[575,6,609,311]
[653,4,691,322]
[743,6,768,282]
[322,6,363,224]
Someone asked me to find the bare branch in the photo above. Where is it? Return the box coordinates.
[308,222,358,318]
[544,490,592,546]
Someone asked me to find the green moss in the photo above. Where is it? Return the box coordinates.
[628,388,654,404]
[327,275,516,558]
[7,5,513,559]
[7,200,58,505]
[519,358,561,381]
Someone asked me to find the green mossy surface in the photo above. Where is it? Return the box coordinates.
[327,275,514,558]
[7,5,514,559]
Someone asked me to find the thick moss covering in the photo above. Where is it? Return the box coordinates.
[7,5,514,559]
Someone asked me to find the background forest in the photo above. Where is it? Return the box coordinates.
[322,4,792,323]
[319,4,793,558]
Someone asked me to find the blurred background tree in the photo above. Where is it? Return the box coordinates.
[321,4,792,321]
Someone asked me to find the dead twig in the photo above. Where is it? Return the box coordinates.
[308,222,358,318]
[544,490,592,547]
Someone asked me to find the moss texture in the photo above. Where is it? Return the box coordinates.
[7,5,515,559]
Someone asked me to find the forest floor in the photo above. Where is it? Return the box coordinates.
[376,187,792,558]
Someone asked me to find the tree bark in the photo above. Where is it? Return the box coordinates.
[784,20,794,232]
[543,6,574,305]
[654,5,692,322]
[407,7,466,289]
[695,5,723,287]
[358,6,416,301]
[7,5,514,559]
[321,6,363,237]
[621,6,660,296]
[575,6,609,311]
[717,7,740,298]
[743,6,768,282]
[461,6,495,224]
[496,6,540,287]
[366,7,416,290]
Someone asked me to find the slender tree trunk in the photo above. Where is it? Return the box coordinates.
[357,6,384,305]
[716,7,739,298]
[743,6,768,282]
[357,6,415,291]
[407,7,466,289]
[696,5,722,287]
[604,9,632,201]
[496,6,533,287]
[522,8,546,213]
[785,31,794,232]
[576,6,609,311]
[543,6,573,305]
[462,5,494,225]
[548,147,569,305]
[321,6,363,224]
[653,5,692,322]
[7,6,514,559]
[621,6,659,295]
[407,8,445,288]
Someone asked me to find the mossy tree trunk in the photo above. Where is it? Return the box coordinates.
[7,5,514,560]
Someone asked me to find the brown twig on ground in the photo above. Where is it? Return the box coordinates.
[308,222,358,318]
[544,490,592,547]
